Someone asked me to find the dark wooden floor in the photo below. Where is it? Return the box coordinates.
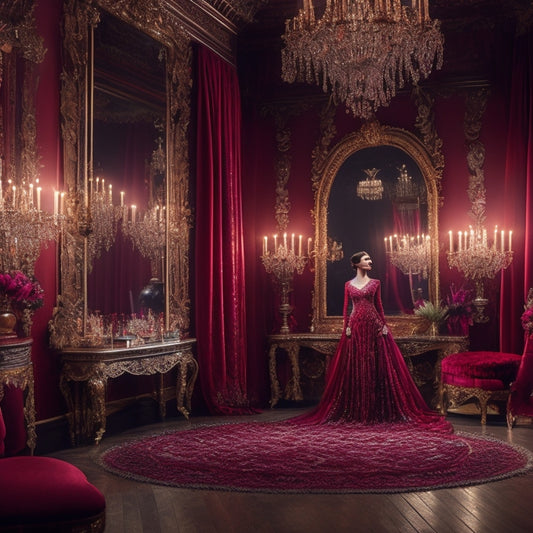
[48,408,533,533]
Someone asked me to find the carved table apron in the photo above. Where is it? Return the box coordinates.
[60,338,197,445]
[0,337,35,454]
[267,333,468,409]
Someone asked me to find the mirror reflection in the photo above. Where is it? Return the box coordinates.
[87,10,166,318]
[326,146,427,316]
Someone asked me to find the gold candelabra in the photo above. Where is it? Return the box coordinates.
[261,233,310,334]
[447,225,513,323]
[281,0,444,119]
[0,176,62,275]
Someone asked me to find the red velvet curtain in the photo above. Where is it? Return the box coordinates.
[195,46,256,415]
[500,29,533,353]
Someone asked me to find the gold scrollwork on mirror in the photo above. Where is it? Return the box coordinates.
[312,121,441,335]
[50,0,192,349]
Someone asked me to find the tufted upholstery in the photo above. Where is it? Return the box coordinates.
[440,351,522,424]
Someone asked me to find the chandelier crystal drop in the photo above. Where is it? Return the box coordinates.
[281,0,444,119]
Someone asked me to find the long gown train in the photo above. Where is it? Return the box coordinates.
[290,279,451,432]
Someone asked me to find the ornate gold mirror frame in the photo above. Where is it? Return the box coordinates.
[312,121,441,335]
[50,0,192,348]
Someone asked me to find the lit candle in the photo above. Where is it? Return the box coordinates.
[120,191,125,207]
[458,231,462,251]
[308,237,312,256]
[449,230,453,252]
[60,192,65,215]
[298,235,302,256]
[37,187,41,211]
[283,232,287,249]
[96,177,100,193]
[54,190,59,216]
[12,185,16,207]
[291,233,295,252]
[131,204,136,223]
[389,235,392,252]
[501,230,505,252]
[494,226,498,250]
[509,230,513,252]
[108,184,112,203]
[274,234,278,253]
[264,236,268,255]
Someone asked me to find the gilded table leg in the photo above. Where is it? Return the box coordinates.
[158,372,166,419]
[269,344,282,407]
[87,377,106,445]
[285,344,303,402]
[59,374,77,446]
[176,355,198,419]
[23,368,36,455]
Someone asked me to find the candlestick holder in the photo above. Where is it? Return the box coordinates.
[261,234,309,334]
[447,225,513,323]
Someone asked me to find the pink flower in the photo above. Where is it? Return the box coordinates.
[0,271,44,310]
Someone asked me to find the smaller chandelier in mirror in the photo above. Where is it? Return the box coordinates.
[281,0,444,119]
[356,168,384,201]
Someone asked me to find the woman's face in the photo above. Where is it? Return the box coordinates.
[355,254,373,271]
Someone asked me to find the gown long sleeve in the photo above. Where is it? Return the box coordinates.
[291,279,451,432]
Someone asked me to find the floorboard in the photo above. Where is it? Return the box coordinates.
[46,409,533,533]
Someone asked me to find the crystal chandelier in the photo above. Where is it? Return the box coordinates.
[281,0,444,119]
[87,176,120,268]
[447,226,512,323]
[393,164,421,210]
[356,168,383,201]
[0,175,62,275]
[385,233,431,279]
[122,204,166,279]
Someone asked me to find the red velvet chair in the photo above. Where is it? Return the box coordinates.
[0,409,106,532]
[439,350,522,424]
[507,332,533,428]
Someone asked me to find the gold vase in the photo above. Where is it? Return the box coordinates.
[0,308,17,337]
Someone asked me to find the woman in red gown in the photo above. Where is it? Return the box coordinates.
[293,251,451,431]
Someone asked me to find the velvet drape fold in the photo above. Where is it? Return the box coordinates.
[194,46,255,415]
[501,29,533,353]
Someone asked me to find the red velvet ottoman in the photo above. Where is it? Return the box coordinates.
[0,456,105,532]
[440,351,522,424]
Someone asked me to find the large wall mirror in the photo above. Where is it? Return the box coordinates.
[312,121,441,335]
[50,0,193,349]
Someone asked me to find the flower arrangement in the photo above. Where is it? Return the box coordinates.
[0,270,44,311]
[414,300,448,323]
[444,284,474,336]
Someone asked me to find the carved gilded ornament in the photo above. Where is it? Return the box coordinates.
[311,120,442,334]
[50,0,193,348]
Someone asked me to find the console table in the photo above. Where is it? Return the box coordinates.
[0,337,35,454]
[60,338,197,445]
[267,333,468,409]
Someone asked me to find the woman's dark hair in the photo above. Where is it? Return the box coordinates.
[350,251,369,270]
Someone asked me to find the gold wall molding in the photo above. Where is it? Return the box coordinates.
[311,121,442,333]
[50,0,193,348]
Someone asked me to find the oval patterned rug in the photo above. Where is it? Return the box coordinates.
[99,421,533,493]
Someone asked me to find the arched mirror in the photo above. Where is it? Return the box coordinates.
[50,0,192,349]
[312,121,441,335]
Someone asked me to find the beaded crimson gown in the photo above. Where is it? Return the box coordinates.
[293,278,451,431]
